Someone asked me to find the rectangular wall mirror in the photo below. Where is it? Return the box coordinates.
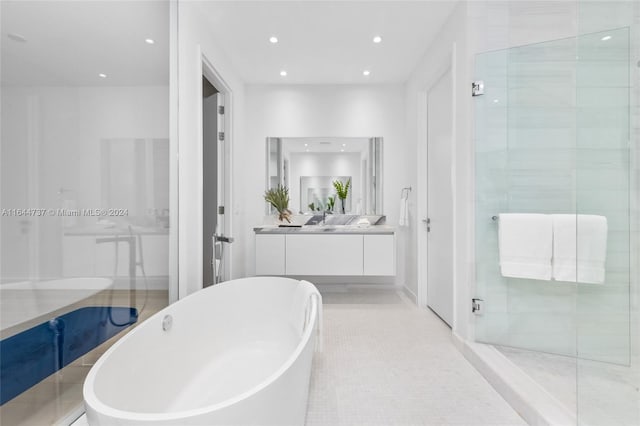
[265,137,383,215]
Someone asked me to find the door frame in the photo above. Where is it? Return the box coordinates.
[417,43,457,327]
[177,44,234,299]
[201,51,233,285]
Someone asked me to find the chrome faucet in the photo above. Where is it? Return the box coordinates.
[322,209,332,225]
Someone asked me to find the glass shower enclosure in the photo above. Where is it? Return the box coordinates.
[474,26,636,424]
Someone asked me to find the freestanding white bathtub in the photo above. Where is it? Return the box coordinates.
[83,276,322,425]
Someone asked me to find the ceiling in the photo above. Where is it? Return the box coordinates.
[1,1,458,87]
[1,1,169,86]
[194,1,458,84]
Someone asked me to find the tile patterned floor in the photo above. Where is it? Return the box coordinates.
[305,286,526,426]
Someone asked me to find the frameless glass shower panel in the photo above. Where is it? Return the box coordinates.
[575,25,637,426]
[475,37,579,356]
[474,48,510,344]
[475,23,636,424]
[576,27,630,365]
[0,2,171,424]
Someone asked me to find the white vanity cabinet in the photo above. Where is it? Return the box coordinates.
[363,234,396,276]
[286,234,363,276]
[254,229,395,277]
[255,234,286,276]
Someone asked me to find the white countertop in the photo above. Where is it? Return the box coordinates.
[254,225,395,235]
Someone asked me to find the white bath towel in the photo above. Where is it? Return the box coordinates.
[498,213,553,280]
[552,214,607,284]
[399,197,409,227]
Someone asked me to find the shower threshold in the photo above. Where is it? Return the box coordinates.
[496,345,639,426]
[454,336,576,425]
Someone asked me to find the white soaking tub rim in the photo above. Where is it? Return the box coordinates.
[83,278,320,422]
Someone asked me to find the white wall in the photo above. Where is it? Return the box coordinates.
[244,84,408,284]
[405,1,472,339]
[177,2,246,297]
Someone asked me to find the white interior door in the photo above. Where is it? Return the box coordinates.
[426,68,454,326]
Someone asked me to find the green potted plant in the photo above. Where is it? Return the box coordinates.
[326,195,336,212]
[332,178,351,214]
[264,184,292,223]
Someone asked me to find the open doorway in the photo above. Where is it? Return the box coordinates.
[202,76,218,287]
[202,63,232,288]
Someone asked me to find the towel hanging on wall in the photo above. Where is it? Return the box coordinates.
[498,213,553,280]
[552,214,607,284]
[399,187,411,227]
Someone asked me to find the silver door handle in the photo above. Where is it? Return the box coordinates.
[214,235,234,243]
[422,218,431,232]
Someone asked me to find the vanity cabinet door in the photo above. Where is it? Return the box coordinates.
[285,234,363,276]
[363,234,395,276]
[255,234,286,275]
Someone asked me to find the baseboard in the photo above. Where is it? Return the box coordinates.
[451,331,465,352]
[455,335,576,426]
[402,285,418,305]
[315,282,399,291]
[287,276,395,286]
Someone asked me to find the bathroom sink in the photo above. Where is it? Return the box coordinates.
[297,225,339,232]
[292,225,349,232]
[320,226,339,232]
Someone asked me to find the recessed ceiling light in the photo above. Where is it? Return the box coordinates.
[363,70,371,76]
[342,143,346,147]
[98,73,107,78]
[601,35,612,41]
[493,99,499,103]
[280,70,287,77]
[304,143,308,147]
[145,38,155,45]
[269,36,278,44]
[340,149,345,152]
[373,36,382,44]
[7,33,27,43]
